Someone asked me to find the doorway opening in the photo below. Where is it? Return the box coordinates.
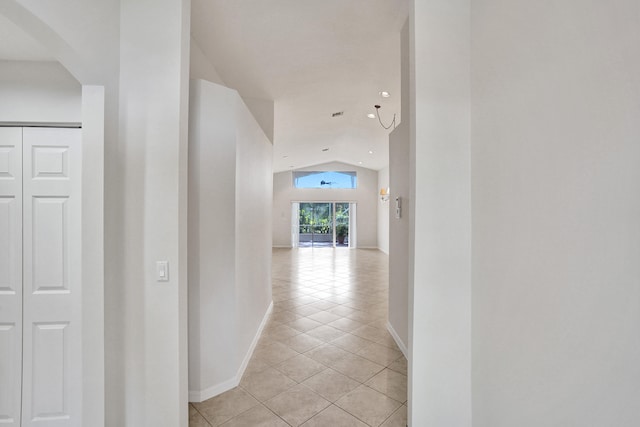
[292,202,356,248]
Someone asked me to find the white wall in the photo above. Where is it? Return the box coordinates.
[188,81,238,398]
[242,96,274,143]
[5,2,190,426]
[190,36,225,86]
[387,18,410,357]
[234,90,274,363]
[409,1,471,426]
[388,123,409,355]
[190,37,274,144]
[470,1,640,425]
[377,166,389,254]
[0,60,81,122]
[189,79,273,402]
[273,161,379,248]
[118,1,191,426]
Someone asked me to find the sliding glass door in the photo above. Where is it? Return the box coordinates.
[294,202,355,248]
[298,202,332,247]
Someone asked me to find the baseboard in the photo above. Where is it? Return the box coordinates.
[236,300,273,381]
[378,247,389,255]
[189,301,274,403]
[386,321,408,359]
[189,376,239,403]
[272,245,291,248]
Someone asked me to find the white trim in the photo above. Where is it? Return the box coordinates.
[188,301,274,402]
[81,85,105,426]
[236,300,273,381]
[378,247,389,255]
[188,376,238,403]
[387,321,408,359]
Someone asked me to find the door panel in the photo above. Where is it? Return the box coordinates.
[0,324,18,423]
[31,323,68,420]
[0,127,23,427]
[22,128,81,427]
[32,197,69,293]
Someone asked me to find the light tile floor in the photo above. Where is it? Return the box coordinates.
[190,248,408,427]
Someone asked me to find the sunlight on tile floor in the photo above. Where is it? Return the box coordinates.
[190,248,407,427]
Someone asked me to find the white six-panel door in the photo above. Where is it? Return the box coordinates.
[0,127,23,426]
[0,127,81,427]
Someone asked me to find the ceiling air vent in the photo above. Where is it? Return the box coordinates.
[331,111,344,117]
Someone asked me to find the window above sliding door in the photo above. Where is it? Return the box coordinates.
[292,171,357,189]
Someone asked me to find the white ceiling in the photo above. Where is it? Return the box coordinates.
[0,14,54,61]
[191,0,408,172]
[1,3,407,172]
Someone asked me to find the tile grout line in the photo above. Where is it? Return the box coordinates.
[193,249,404,427]
[189,403,213,427]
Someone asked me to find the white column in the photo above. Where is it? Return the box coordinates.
[409,0,471,425]
[119,0,191,425]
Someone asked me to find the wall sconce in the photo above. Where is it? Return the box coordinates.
[379,187,390,202]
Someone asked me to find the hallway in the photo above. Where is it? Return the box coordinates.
[190,248,407,426]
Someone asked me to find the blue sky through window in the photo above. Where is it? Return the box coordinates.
[293,171,357,189]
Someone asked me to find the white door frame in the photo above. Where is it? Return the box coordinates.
[0,119,103,427]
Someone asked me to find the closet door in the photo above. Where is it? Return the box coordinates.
[21,128,82,427]
[0,127,23,427]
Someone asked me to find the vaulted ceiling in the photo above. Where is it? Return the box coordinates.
[191,0,408,172]
[1,1,407,173]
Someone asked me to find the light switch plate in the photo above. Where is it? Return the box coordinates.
[156,261,169,282]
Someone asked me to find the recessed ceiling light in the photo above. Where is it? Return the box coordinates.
[379,91,390,98]
[322,148,329,152]
[358,161,363,165]
[368,150,374,154]
[367,113,376,119]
